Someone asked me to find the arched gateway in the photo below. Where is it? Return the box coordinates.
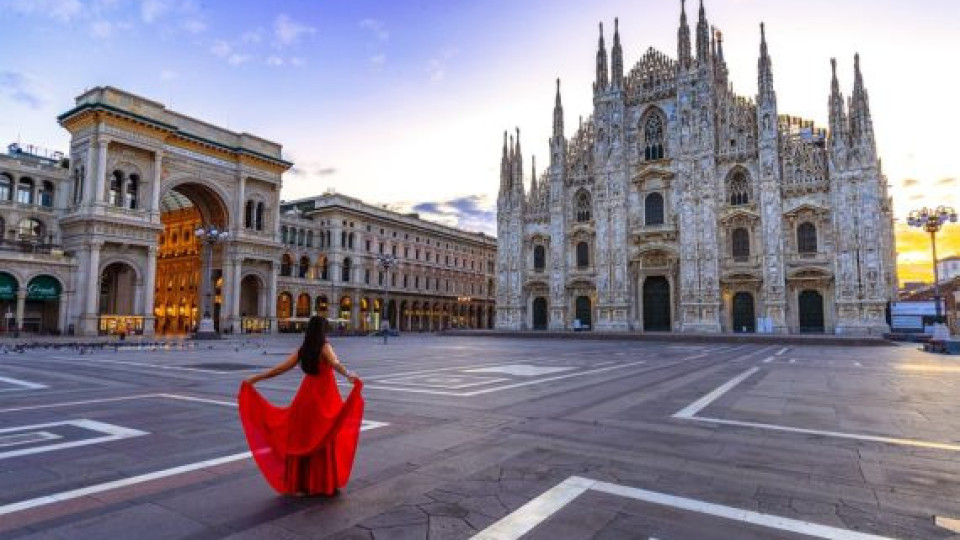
[58,87,291,336]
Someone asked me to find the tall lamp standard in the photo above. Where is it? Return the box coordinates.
[194,225,229,339]
[377,253,399,344]
[907,206,958,324]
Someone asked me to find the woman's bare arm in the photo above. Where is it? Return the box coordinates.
[245,351,299,385]
[323,343,359,382]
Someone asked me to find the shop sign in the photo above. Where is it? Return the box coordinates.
[27,276,61,300]
[0,273,17,300]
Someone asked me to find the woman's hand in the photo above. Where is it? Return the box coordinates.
[245,375,261,385]
[347,372,360,384]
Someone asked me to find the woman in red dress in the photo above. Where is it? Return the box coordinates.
[239,316,364,496]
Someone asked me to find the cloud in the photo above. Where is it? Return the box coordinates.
[427,47,459,82]
[7,0,81,22]
[90,20,115,38]
[359,18,389,42]
[902,178,919,188]
[181,18,206,34]
[227,54,250,66]
[937,177,956,185]
[210,40,231,58]
[274,14,315,47]
[0,71,49,109]
[140,0,168,23]
[241,29,263,44]
[289,163,337,177]
[407,194,495,234]
[370,54,386,68]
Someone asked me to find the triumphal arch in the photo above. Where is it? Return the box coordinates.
[58,87,290,336]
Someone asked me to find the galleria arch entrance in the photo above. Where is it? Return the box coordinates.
[153,183,229,335]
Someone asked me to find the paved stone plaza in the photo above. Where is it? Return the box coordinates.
[1,335,959,539]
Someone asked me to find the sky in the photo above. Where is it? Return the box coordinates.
[0,0,957,284]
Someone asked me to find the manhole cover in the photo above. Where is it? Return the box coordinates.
[184,363,265,372]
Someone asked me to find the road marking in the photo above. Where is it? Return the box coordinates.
[789,358,796,364]
[472,476,893,540]
[0,431,61,448]
[775,347,790,356]
[854,361,862,368]
[0,420,147,460]
[375,374,508,389]
[0,415,386,517]
[465,364,574,377]
[673,368,759,419]
[762,357,774,364]
[365,360,647,397]
[0,375,48,392]
[674,368,960,452]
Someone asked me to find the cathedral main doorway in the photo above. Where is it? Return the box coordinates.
[798,290,825,333]
[732,292,756,333]
[574,296,592,329]
[532,297,548,330]
[154,183,228,335]
[642,276,671,331]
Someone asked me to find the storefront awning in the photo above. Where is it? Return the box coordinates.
[27,275,61,301]
[0,272,17,300]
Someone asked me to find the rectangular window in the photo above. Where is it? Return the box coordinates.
[365,269,371,284]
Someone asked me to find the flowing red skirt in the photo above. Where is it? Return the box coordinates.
[238,365,364,495]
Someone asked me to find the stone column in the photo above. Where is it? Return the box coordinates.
[142,246,157,335]
[92,139,109,206]
[14,289,26,333]
[150,152,162,220]
[267,261,278,333]
[226,253,242,333]
[235,175,245,234]
[80,241,102,335]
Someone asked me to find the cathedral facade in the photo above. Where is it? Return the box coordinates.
[496,3,897,334]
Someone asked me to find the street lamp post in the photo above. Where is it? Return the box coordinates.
[908,206,957,324]
[377,253,398,344]
[194,225,229,339]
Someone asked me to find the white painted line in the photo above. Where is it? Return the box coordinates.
[465,364,574,377]
[472,476,894,540]
[0,394,157,414]
[853,361,862,368]
[589,479,894,540]
[775,347,790,356]
[789,358,796,364]
[0,417,387,516]
[48,355,243,374]
[686,416,960,452]
[471,476,595,540]
[0,375,48,391]
[375,374,508,389]
[762,357,774,364]
[365,360,648,397]
[0,420,147,460]
[673,368,759,419]
[0,431,62,448]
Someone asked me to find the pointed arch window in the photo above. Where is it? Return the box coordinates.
[797,222,818,253]
[731,228,750,260]
[576,241,590,268]
[644,192,665,226]
[643,113,666,161]
[728,171,750,206]
[575,190,592,223]
[533,245,546,272]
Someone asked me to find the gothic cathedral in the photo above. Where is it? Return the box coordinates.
[495,2,897,334]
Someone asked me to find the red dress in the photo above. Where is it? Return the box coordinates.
[238,363,364,495]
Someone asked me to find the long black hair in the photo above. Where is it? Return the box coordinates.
[297,316,328,374]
